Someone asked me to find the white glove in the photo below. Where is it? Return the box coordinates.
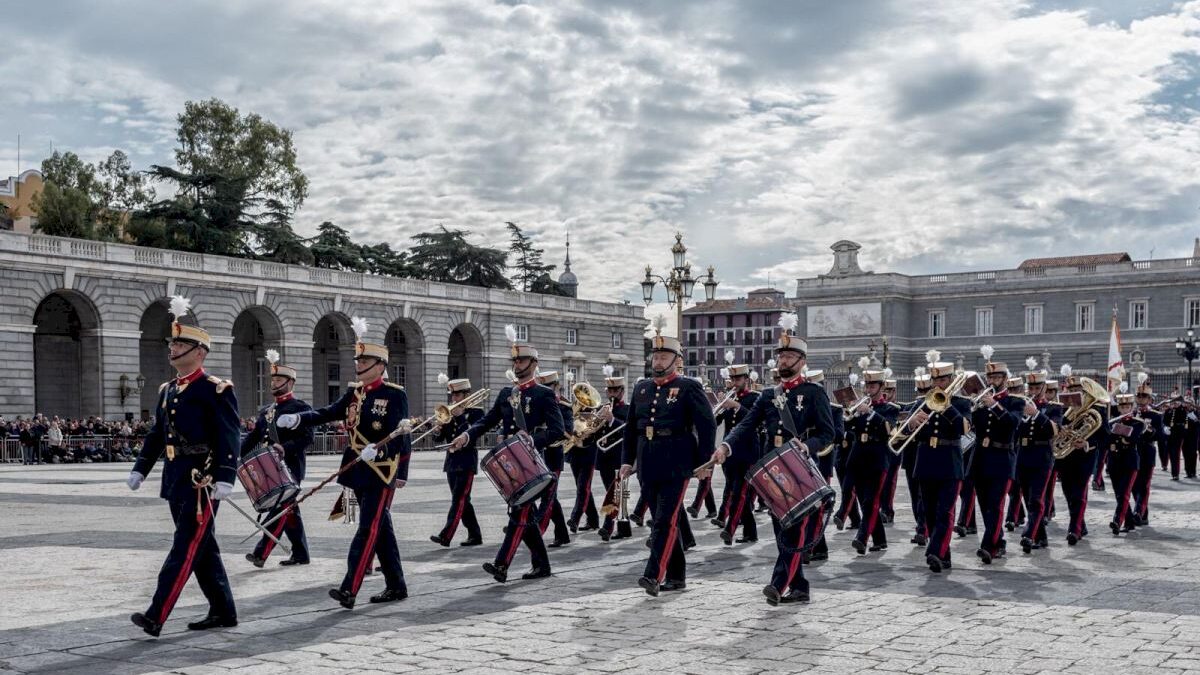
[127,471,144,491]
[1163,427,1171,436]
[361,443,378,462]
[212,482,234,500]
[276,413,300,429]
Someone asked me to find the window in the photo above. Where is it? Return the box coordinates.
[566,366,580,384]
[706,350,716,365]
[688,351,698,366]
[1187,298,1200,327]
[255,357,267,408]
[745,349,754,363]
[688,333,697,347]
[1075,303,1095,332]
[1129,301,1147,330]
[389,364,406,388]
[725,330,734,344]
[975,308,993,336]
[611,332,622,348]
[763,328,774,345]
[566,328,577,345]
[515,324,529,341]
[706,331,715,345]
[688,317,697,330]
[928,310,945,338]
[1025,305,1043,334]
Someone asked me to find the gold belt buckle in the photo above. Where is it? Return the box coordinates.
[860,433,868,443]
[930,437,939,448]
[774,435,783,447]
[645,427,654,440]
[982,438,991,448]
[1021,438,1029,446]
[166,445,175,460]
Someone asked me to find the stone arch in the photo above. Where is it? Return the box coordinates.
[34,290,102,419]
[138,299,174,417]
[312,313,354,408]
[232,305,285,416]
[386,318,425,414]
[447,323,484,387]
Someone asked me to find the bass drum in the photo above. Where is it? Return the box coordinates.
[746,439,836,530]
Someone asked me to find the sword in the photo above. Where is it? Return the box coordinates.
[239,456,363,543]
[221,494,291,555]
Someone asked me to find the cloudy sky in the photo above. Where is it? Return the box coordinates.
[3,0,1200,330]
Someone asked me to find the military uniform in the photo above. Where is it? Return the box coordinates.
[567,412,601,533]
[841,392,900,553]
[433,403,484,545]
[622,356,716,595]
[968,386,1022,561]
[1163,404,1192,478]
[133,368,240,630]
[1107,403,1145,534]
[899,394,929,545]
[723,373,835,602]
[1056,395,1106,543]
[540,394,572,544]
[1014,388,1061,548]
[717,384,761,546]
[598,389,628,539]
[297,375,412,602]
[1131,404,1166,524]
[467,377,565,580]
[911,365,972,572]
[240,391,314,564]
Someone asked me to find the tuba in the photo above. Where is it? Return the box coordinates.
[555,382,610,451]
[1052,377,1109,460]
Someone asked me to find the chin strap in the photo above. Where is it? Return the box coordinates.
[169,343,201,362]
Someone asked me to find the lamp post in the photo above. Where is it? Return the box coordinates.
[1175,328,1199,394]
[119,373,146,405]
[640,233,719,343]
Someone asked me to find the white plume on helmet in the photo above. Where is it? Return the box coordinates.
[882,367,893,379]
[857,356,871,370]
[168,295,191,320]
[750,371,759,382]
[265,349,280,365]
[914,366,927,377]
[767,358,776,368]
[925,349,941,364]
[849,373,859,386]
[437,372,449,386]
[1137,372,1149,385]
[719,367,730,380]
[351,317,369,342]
[504,324,518,343]
[602,364,614,377]
[980,344,994,361]
[724,350,735,365]
[1025,356,1038,371]
[778,312,798,332]
[1060,364,1072,377]
[1118,381,1129,394]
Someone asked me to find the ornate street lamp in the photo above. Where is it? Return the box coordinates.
[641,233,719,342]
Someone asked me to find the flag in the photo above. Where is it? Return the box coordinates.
[1106,308,1123,393]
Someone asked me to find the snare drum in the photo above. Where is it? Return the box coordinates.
[237,445,301,513]
[747,439,836,530]
[481,432,556,506]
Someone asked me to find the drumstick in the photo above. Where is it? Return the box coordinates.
[241,457,362,541]
[692,457,719,477]
[223,494,292,554]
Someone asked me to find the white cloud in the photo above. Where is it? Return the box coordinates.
[2,0,1199,325]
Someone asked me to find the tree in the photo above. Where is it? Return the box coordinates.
[531,273,570,296]
[252,199,313,266]
[408,226,511,289]
[94,150,154,240]
[360,241,410,277]
[175,98,308,212]
[32,151,100,238]
[309,221,364,271]
[506,221,558,292]
[133,166,255,256]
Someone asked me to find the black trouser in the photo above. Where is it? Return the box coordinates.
[918,479,960,563]
[975,475,1010,556]
[253,501,309,563]
[643,478,689,583]
[849,466,888,547]
[598,465,619,533]
[1132,450,1156,521]
[769,515,809,594]
[1006,479,1026,525]
[1109,457,1138,530]
[904,466,926,537]
[1017,463,1053,543]
[809,465,836,555]
[1058,462,1092,538]
[344,486,404,595]
[148,495,235,624]
[1185,432,1199,477]
[439,472,481,542]
[1162,431,1179,471]
[536,471,569,541]
[495,501,550,570]
[957,477,977,530]
[835,461,861,526]
[722,471,758,542]
[568,461,599,527]
[689,476,717,515]
[880,457,901,520]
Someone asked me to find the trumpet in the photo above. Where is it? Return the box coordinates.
[408,388,492,445]
[710,387,738,415]
[969,386,996,410]
[888,371,969,456]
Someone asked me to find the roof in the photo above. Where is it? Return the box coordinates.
[1018,253,1131,269]
[684,293,793,314]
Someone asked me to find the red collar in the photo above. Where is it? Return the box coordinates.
[362,378,384,393]
[275,393,294,404]
[995,390,1009,400]
[781,375,805,391]
[176,369,205,386]
[653,372,679,386]
[737,387,752,398]
[872,396,887,405]
[517,378,539,391]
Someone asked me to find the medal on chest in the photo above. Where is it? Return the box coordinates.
[666,387,680,405]
[371,398,388,417]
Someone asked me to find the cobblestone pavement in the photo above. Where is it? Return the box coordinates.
[1,454,1198,674]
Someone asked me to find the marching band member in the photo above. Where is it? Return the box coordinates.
[241,350,313,567]
[840,367,900,555]
[879,373,901,524]
[1163,390,1193,481]
[1131,375,1166,525]
[537,371,573,547]
[449,326,565,583]
[713,313,834,605]
[903,369,933,546]
[909,351,972,573]
[128,296,239,637]
[1055,365,1107,546]
[1185,395,1200,479]
[716,362,761,546]
[692,358,734,522]
[430,375,484,547]
[806,368,836,561]
[619,332,716,596]
[968,351,1022,564]
[278,317,412,609]
[1107,390,1144,535]
[597,366,628,541]
[561,373,602,536]
[833,366,866,534]
[1014,365,1061,551]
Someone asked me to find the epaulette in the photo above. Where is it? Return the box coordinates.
[349,381,363,389]
[384,382,405,390]
[207,375,234,393]
[158,382,169,393]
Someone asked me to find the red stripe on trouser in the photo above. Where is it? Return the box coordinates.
[1138,466,1154,517]
[260,511,289,559]
[656,479,690,583]
[580,472,593,514]
[1119,470,1138,525]
[1008,487,1023,521]
[350,488,392,595]
[990,479,1011,550]
[503,505,530,566]
[158,496,213,623]
[938,483,961,559]
[1071,478,1088,536]
[539,471,560,533]
[838,486,856,520]
[692,479,710,509]
[446,474,473,539]
[962,488,975,523]
[726,484,749,536]
[1030,470,1053,537]
[784,507,815,590]
[862,472,887,541]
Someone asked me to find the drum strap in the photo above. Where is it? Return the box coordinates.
[266,402,281,446]
[509,388,529,434]
[775,385,804,441]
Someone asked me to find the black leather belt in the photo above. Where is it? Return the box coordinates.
[644,427,677,439]
[980,439,1014,450]
[167,444,207,458]
[926,438,960,449]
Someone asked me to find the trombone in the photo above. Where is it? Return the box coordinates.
[408,388,491,445]
[887,371,968,456]
[596,422,627,452]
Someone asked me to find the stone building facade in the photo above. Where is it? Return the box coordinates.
[681,288,793,383]
[0,231,645,421]
[788,240,1200,397]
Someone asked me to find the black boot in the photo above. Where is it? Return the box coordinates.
[522,567,551,580]
[328,588,356,610]
[130,612,162,637]
[482,562,508,583]
[369,588,408,604]
[245,553,266,568]
[187,615,238,630]
[638,576,660,597]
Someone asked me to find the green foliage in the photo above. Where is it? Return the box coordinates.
[506,221,559,292]
[253,199,313,266]
[409,226,512,289]
[360,241,411,277]
[132,165,255,256]
[309,221,365,271]
[33,150,155,241]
